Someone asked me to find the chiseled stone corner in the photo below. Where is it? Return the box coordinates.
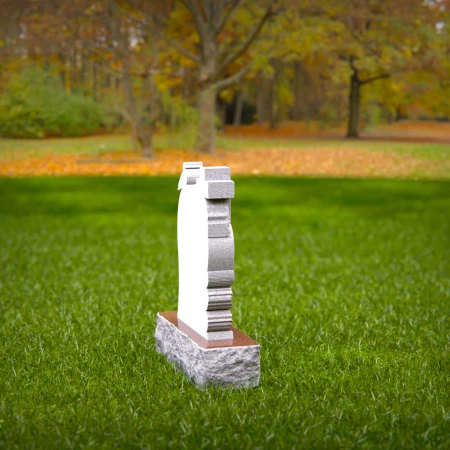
[155,313,260,389]
[204,166,231,181]
[205,180,235,199]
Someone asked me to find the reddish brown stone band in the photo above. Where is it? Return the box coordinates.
[159,311,259,349]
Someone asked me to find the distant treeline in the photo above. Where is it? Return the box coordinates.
[1,0,449,156]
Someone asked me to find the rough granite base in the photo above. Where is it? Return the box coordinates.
[155,312,260,389]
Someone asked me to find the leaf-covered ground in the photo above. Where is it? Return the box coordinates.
[1,177,449,448]
[0,139,449,179]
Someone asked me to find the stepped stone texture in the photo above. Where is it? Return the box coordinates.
[155,312,260,389]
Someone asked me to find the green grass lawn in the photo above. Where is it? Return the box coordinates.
[1,132,450,161]
[1,177,449,448]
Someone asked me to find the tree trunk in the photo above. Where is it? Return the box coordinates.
[233,90,244,127]
[196,38,217,154]
[122,60,154,158]
[395,104,407,121]
[346,72,361,138]
[59,67,66,90]
[292,60,303,121]
[130,123,140,153]
[92,61,97,101]
[217,97,226,131]
[58,54,66,90]
[268,72,277,129]
[139,129,153,159]
[196,85,217,153]
[108,0,154,159]
[256,79,268,123]
[147,71,159,155]
[71,50,78,91]
[79,52,86,86]
[179,0,272,150]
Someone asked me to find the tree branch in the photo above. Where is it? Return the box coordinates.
[214,0,242,36]
[143,11,200,63]
[199,0,210,21]
[179,0,208,45]
[360,73,390,85]
[216,2,273,75]
[214,60,253,90]
[156,28,200,63]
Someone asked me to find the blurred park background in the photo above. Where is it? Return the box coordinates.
[1,1,450,448]
[0,0,449,176]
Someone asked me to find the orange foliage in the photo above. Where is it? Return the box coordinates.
[0,148,447,179]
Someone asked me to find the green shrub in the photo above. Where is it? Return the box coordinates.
[0,67,104,138]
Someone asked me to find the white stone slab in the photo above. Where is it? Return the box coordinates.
[178,165,235,339]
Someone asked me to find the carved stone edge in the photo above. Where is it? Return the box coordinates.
[154,313,260,389]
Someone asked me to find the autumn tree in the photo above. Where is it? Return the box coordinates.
[2,0,449,146]
[249,1,344,129]
[0,0,165,156]
[101,0,159,157]
[76,0,172,157]
[148,0,275,153]
[324,0,440,138]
